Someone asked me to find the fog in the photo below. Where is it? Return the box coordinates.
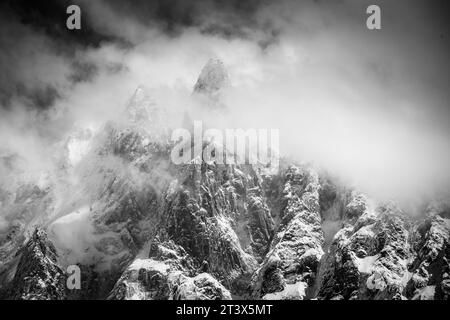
[0,0,449,208]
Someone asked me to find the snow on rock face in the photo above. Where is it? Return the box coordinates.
[316,198,449,300]
[108,241,231,300]
[173,273,232,300]
[262,281,307,300]
[161,157,279,296]
[317,198,404,300]
[356,254,379,274]
[251,165,324,299]
[0,175,56,274]
[0,229,66,300]
[412,285,436,300]
[406,215,450,300]
[128,258,169,274]
[2,59,450,301]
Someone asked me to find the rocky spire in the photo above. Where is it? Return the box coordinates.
[125,86,151,124]
[3,228,66,300]
[123,86,170,140]
[193,58,229,97]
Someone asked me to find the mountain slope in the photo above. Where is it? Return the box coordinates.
[0,60,448,300]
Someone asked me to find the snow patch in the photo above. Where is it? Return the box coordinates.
[126,282,147,300]
[355,254,379,273]
[166,179,179,197]
[366,272,387,291]
[412,286,436,300]
[401,270,413,286]
[128,259,169,274]
[354,224,376,237]
[263,282,307,300]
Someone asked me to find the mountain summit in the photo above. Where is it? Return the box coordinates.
[193,59,229,97]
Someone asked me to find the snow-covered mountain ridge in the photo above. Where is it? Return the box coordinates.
[0,60,449,300]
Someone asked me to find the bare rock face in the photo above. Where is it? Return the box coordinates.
[1,229,66,300]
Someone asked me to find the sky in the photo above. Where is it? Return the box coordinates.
[0,0,449,204]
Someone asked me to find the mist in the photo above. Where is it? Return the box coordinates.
[0,0,449,210]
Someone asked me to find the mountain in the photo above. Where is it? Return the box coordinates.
[0,60,448,300]
[0,229,66,300]
[193,58,229,97]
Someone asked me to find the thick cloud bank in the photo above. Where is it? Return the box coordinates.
[0,0,449,205]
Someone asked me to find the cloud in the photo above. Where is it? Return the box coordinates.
[0,0,449,209]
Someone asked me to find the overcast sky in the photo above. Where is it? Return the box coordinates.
[0,0,449,204]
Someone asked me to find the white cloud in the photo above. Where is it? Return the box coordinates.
[0,0,449,208]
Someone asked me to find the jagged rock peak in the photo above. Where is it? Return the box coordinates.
[125,86,152,123]
[193,59,229,95]
[3,228,66,300]
[122,86,170,139]
[26,228,58,256]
